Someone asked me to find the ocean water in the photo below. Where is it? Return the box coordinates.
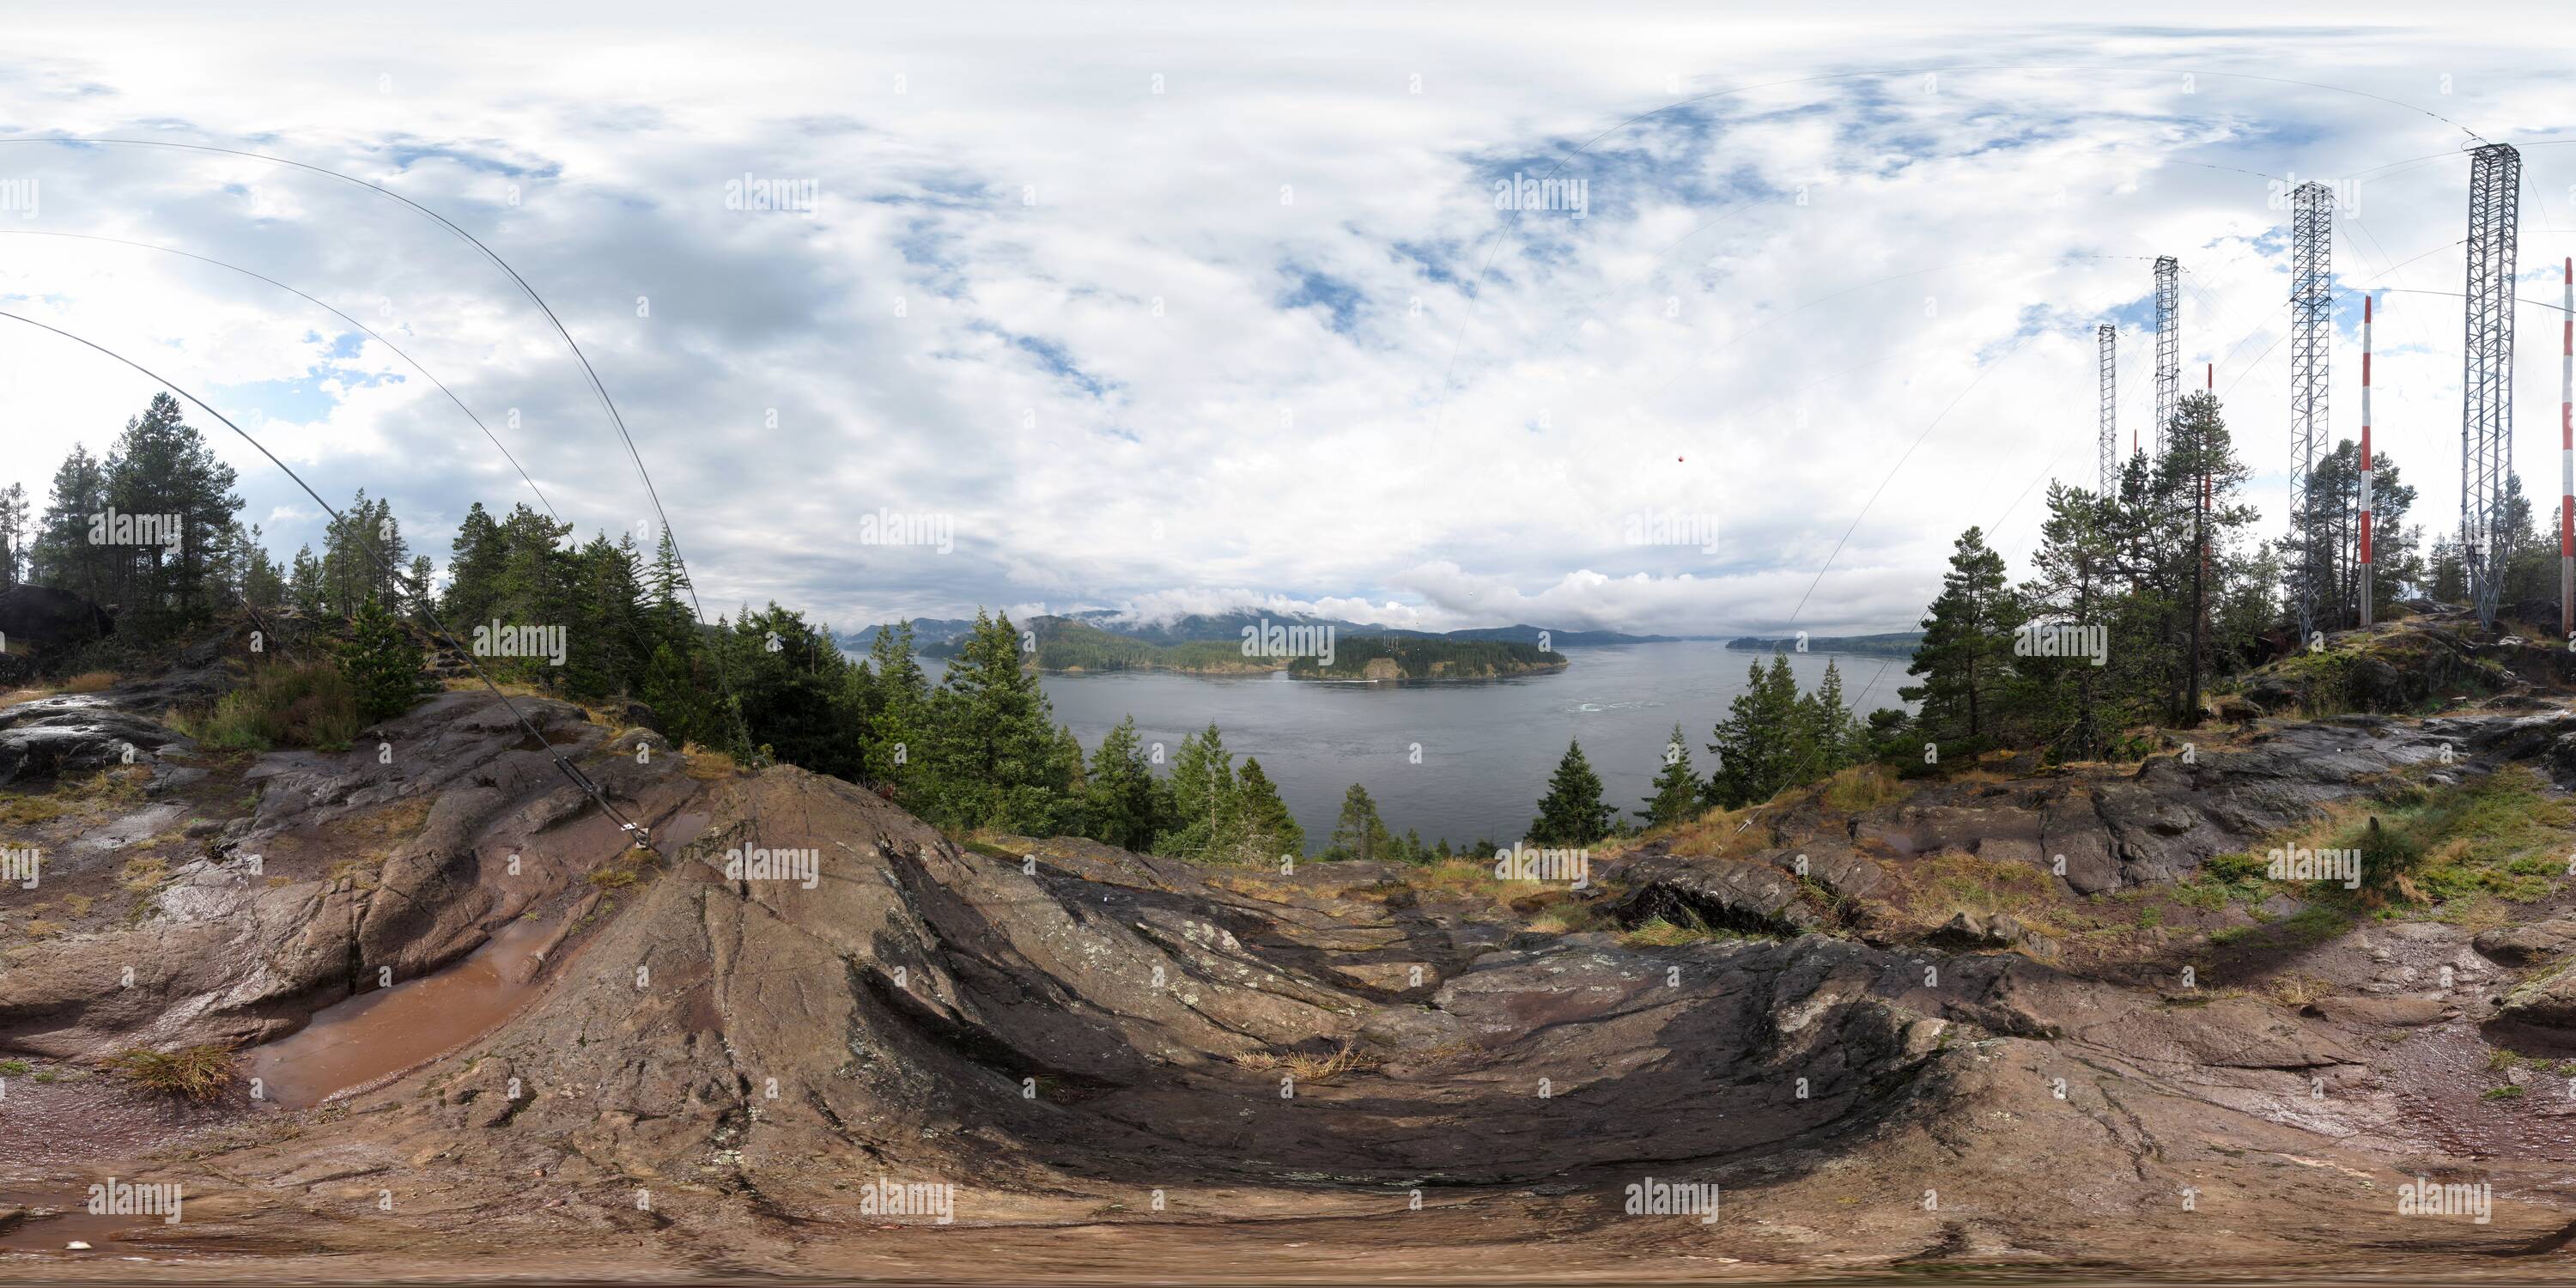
[977,642,1914,853]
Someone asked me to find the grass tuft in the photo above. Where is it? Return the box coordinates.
[103,1042,237,1100]
[1234,1042,1378,1084]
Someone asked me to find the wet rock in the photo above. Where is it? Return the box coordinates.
[2474,920,2576,966]
[2307,996,2455,1027]
[0,698,188,787]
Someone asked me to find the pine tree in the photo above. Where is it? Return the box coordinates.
[725,601,864,781]
[1795,658,1862,776]
[1528,738,1615,846]
[1641,723,1702,829]
[1157,722,1238,860]
[924,610,1071,832]
[237,524,285,610]
[342,595,428,723]
[1327,782,1395,862]
[29,445,110,602]
[96,392,244,634]
[2020,484,2117,760]
[1082,715,1162,850]
[861,620,931,787]
[441,502,508,627]
[0,482,27,588]
[287,544,324,613]
[645,524,697,648]
[640,641,708,748]
[1706,655,1803,808]
[1902,526,2023,747]
[404,555,436,616]
[1234,756,1304,860]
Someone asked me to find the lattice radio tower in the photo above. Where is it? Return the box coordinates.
[2460,143,2521,633]
[2289,180,2333,641]
[2154,256,2180,457]
[2098,324,2117,495]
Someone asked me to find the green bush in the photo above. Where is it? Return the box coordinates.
[340,596,429,724]
[188,659,366,751]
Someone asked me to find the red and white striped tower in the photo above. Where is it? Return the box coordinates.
[2361,295,2375,628]
[2561,257,2573,640]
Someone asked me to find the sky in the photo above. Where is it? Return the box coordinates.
[3,3,2575,638]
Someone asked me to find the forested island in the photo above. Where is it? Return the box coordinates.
[1025,617,1567,681]
[1284,635,1565,681]
[1726,631,1923,657]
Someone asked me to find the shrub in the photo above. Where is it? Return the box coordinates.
[2350,815,2424,895]
[340,596,429,724]
[191,659,366,751]
[104,1042,237,1100]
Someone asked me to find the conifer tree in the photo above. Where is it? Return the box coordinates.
[925,610,1071,832]
[1528,738,1615,846]
[1083,715,1161,850]
[1157,722,1238,860]
[1234,756,1304,860]
[1641,722,1702,829]
[861,620,931,786]
[341,594,428,723]
[1902,526,2023,746]
[1706,655,1803,808]
[1327,782,1394,862]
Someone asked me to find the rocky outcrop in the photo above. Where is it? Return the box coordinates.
[22,637,2576,1276]
[0,689,696,1058]
[2475,919,2576,966]
[0,583,112,656]
[1604,852,1820,935]
[0,694,191,788]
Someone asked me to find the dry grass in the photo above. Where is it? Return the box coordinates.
[1408,858,1519,902]
[116,856,170,893]
[683,745,739,781]
[1818,763,1903,813]
[103,1042,237,1100]
[1234,1042,1378,1084]
[1906,854,2057,929]
[0,792,68,825]
[2440,894,2515,935]
[325,858,383,891]
[1,686,53,709]
[21,917,64,939]
[63,893,94,919]
[345,796,435,845]
[1525,903,1609,936]
[1621,916,1717,947]
[2263,974,2333,1008]
[63,671,118,694]
[1650,803,1766,860]
[441,677,547,697]
[86,765,155,805]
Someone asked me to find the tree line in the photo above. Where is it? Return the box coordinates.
[16,388,2447,867]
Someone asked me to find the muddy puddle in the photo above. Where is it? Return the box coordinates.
[661,810,712,851]
[246,916,556,1109]
[0,1186,187,1256]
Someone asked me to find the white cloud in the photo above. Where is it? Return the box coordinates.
[0,8,2565,638]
